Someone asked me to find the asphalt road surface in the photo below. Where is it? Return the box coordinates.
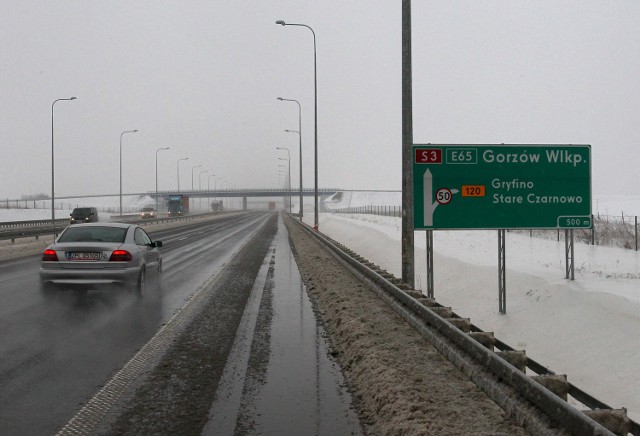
[0,212,362,435]
[0,212,267,434]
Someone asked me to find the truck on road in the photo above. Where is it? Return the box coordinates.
[211,200,224,212]
[167,195,189,217]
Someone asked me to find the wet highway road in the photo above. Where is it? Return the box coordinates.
[202,216,361,435]
[75,214,362,435]
[0,211,272,435]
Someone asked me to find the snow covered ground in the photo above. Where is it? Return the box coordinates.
[303,216,639,422]
[3,191,640,421]
[303,191,640,422]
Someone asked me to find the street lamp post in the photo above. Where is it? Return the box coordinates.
[119,129,138,216]
[191,164,202,191]
[277,154,291,213]
[177,157,189,191]
[156,147,170,213]
[276,20,318,229]
[277,97,303,221]
[278,163,289,212]
[228,182,234,209]
[216,177,222,203]
[199,169,208,212]
[51,96,76,239]
[208,174,216,210]
[222,180,228,209]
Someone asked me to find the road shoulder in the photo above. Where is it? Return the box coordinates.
[283,214,528,435]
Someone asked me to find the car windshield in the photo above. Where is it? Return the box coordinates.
[58,226,127,243]
[72,208,93,217]
[142,207,155,212]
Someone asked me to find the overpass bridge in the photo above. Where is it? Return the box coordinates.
[152,188,341,211]
[4,188,342,213]
[153,187,340,199]
[28,188,341,202]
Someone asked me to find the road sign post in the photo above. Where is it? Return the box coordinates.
[413,144,591,314]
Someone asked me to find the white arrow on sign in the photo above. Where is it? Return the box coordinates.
[424,169,459,227]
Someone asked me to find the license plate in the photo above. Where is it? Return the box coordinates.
[66,252,101,261]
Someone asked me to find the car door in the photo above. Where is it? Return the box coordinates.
[134,227,159,270]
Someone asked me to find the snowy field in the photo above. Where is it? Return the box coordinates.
[3,192,640,421]
[314,192,640,422]
[313,212,640,418]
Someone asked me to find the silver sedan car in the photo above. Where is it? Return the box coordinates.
[39,222,163,296]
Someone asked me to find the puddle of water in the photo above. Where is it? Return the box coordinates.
[203,216,362,435]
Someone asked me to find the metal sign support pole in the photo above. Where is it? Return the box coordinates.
[565,229,575,280]
[426,230,434,298]
[498,229,506,314]
[571,229,575,280]
[565,229,569,278]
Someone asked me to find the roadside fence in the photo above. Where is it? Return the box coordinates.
[331,207,640,251]
[331,205,403,218]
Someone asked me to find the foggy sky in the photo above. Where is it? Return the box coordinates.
[1,1,638,199]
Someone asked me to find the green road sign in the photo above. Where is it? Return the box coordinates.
[413,144,591,230]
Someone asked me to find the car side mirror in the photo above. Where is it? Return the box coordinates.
[154,241,163,248]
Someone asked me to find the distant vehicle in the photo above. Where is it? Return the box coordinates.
[39,222,163,296]
[268,201,276,211]
[167,195,189,217]
[211,200,223,212]
[70,207,99,224]
[140,206,157,219]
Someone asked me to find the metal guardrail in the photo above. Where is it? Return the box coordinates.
[0,218,70,229]
[287,214,635,435]
[0,212,226,242]
[0,219,71,242]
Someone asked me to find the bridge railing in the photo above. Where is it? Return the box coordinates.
[153,188,342,197]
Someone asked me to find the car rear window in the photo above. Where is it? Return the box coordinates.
[72,208,94,217]
[58,226,127,243]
